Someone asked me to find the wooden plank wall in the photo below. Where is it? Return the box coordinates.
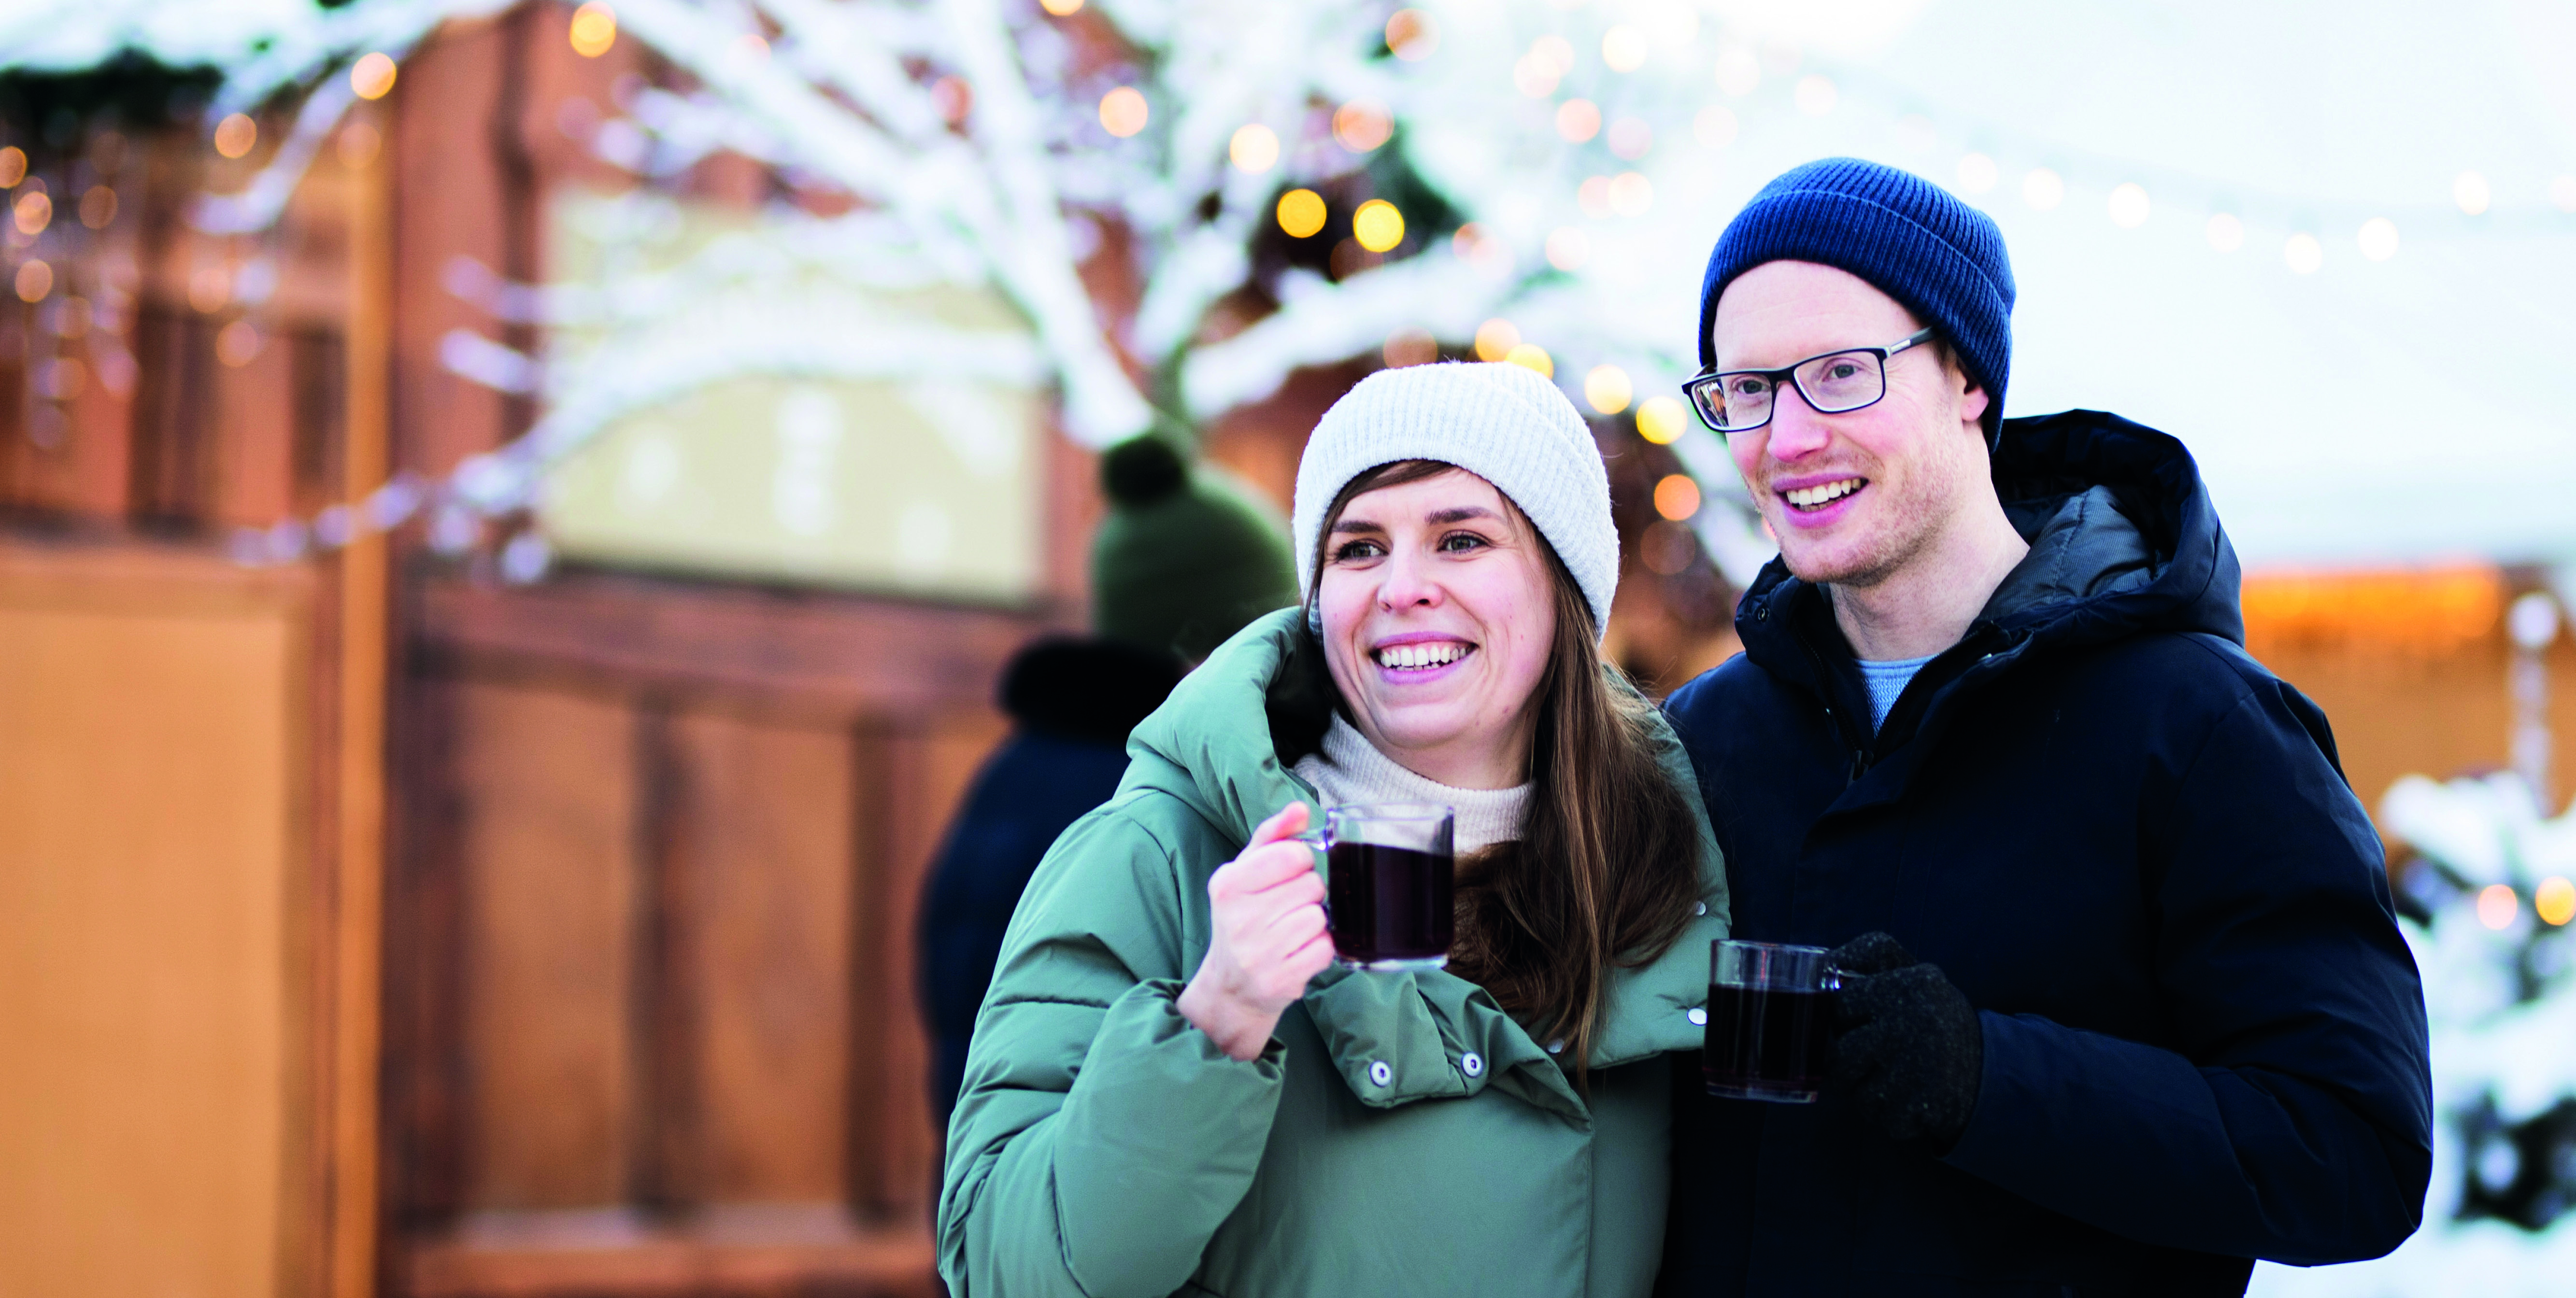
[387,574,1026,1298]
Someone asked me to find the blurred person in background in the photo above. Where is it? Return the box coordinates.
[1658,158,2431,1296]
[917,435,1297,1134]
[938,362,1728,1297]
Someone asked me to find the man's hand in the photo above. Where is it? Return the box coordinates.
[1178,803,1336,1061]
[1826,931,1984,1151]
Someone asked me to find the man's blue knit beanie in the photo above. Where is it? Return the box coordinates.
[1697,157,2016,441]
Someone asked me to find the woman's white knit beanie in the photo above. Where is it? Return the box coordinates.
[1293,362,1619,641]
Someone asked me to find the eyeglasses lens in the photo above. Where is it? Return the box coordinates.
[1796,352,1887,413]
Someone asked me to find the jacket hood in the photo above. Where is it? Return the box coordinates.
[1740,408,2242,657]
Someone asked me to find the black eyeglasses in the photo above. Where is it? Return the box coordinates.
[1681,327,1936,435]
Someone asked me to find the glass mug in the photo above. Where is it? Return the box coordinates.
[1294,803,1454,971]
[1704,939,1841,1103]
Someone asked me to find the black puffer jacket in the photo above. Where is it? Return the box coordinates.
[1659,410,2432,1296]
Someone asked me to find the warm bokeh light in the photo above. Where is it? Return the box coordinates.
[14,259,50,303]
[1556,98,1601,143]
[1585,365,1633,415]
[1635,395,1688,445]
[1229,123,1279,173]
[569,2,617,57]
[1577,175,1612,219]
[2477,883,2519,931]
[2106,182,2149,228]
[1333,100,1393,153]
[1793,74,1837,116]
[1276,188,1327,239]
[1039,0,1083,14]
[1714,47,1760,96]
[2453,170,2491,216]
[1386,9,1437,61]
[1383,328,1437,368]
[338,121,382,168]
[1451,223,1509,277]
[1601,25,1649,72]
[1544,226,1589,270]
[2021,167,2064,211]
[2283,232,2323,274]
[79,185,115,229]
[0,145,22,187]
[216,320,264,368]
[351,52,398,100]
[13,189,49,236]
[2357,217,2399,262]
[1955,152,1996,194]
[1653,474,1703,522]
[214,113,257,159]
[1606,117,1651,161]
[1099,86,1149,138]
[1608,171,1651,216]
[188,265,231,313]
[1473,318,1520,362]
[1352,199,1405,253]
[2239,564,2502,660]
[2206,212,2245,252]
[1504,342,1553,377]
[1694,106,1738,149]
[1642,520,1698,575]
[2538,877,2576,928]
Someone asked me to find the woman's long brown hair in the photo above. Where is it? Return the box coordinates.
[1308,460,1705,1082]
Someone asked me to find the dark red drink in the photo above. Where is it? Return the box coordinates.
[1327,842,1453,968]
[1703,983,1829,1102]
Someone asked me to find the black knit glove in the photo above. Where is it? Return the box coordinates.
[1825,931,1984,1152]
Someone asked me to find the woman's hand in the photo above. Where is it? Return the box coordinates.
[1178,803,1335,1060]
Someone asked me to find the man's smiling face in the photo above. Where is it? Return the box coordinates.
[1709,260,1991,591]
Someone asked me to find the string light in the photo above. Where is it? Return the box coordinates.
[1609,171,1652,216]
[2477,883,2518,930]
[2021,167,2064,211]
[2357,217,2399,262]
[1505,342,1553,377]
[1039,0,1082,14]
[1955,152,1996,194]
[1556,98,1601,143]
[14,260,50,303]
[0,146,22,187]
[214,113,258,159]
[2284,232,2324,274]
[1793,74,1837,116]
[1386,10,1437,61]
[350,52,398,100]
[1577,176,1611,219]
[569,2,617,57]
[1098,86,1148,138]
[1276,189,1327,239]
[78,185,114,229]
[1229,124,1279,173]
[1584,364,1633,414]
[1602,25,1649,73]
[1352,199,1405,253]
[1333,100,1393,153]
[1653,474,1702,521]
[1544,226,1589,270]
[1635,395,1688,445]
[1473,318,1520,362]
[12,189,49,235]
[2453,170,2491,216]
[2538,877,2575,928]
[2106,182,2149,228]
[2206,212,2245,252]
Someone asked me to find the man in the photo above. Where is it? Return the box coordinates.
[1658,158,2431,1295]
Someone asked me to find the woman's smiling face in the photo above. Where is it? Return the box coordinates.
[1316,466,1557,790]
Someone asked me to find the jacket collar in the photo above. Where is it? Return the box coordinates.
[1121,607,1731,1116]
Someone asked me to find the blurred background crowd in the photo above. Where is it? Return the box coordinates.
[0,1,2569,1295]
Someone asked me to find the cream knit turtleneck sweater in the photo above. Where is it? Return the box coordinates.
[1291,715,1531,853]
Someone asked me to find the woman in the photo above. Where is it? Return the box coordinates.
[939,362,1731,1297]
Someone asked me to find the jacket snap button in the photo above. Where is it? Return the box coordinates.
[1687,1006,1708,1026]
[1460,1052,1484,1078]
[1368,1059,1393,1087]
[1694,901,1708,916]
[1546,1039,1565,1055]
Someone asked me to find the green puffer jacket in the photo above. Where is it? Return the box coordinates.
[938,608,1732,1298]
